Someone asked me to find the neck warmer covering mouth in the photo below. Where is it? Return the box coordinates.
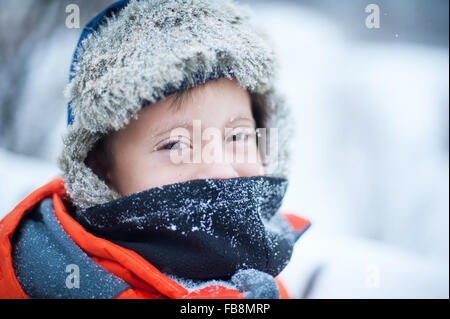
[73,176,297,281]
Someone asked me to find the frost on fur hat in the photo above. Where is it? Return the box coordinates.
[58,0,293,209]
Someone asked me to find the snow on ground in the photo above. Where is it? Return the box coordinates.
[252,3,449,297]
[0,148,61,219]
[251,2,449,260]
[280,227,449,298]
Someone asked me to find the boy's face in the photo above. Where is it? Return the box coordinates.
[105,78,265,196]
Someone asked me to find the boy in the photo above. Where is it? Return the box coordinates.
[0,0,310,299]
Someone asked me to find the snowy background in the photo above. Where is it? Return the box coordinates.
[0,0,448,298]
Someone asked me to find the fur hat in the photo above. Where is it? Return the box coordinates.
[58,0,293,209]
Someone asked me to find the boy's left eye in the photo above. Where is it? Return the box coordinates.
[226,132,248,142]
[225,129,256,143]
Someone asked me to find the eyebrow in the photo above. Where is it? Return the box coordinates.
[151,115,256,139]
[151,121,194,139]
[229,115,256,126]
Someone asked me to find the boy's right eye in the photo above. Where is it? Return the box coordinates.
[162,141,190,150]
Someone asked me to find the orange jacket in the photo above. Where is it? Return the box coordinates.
[0,178,310,299]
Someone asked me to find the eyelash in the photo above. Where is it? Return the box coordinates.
[159,138,191,151]
[225,129,256,143]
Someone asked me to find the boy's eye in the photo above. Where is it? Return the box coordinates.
[162,141,190,150]
[226,129,256,143]
[228,132,247,142]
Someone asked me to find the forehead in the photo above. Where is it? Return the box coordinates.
[124,77,253,137]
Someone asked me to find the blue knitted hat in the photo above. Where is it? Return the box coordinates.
[67,0,130,125]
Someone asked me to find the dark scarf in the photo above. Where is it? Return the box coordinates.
[73,176,297,281]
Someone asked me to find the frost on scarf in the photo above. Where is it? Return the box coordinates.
[74,176,297,288]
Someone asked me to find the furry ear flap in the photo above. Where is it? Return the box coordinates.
[84,137,113,188]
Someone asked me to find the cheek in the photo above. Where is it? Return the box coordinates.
[137,164,191,191]
[220,144,264,177]
[111,151,195,196]
[247,145,266,176]
[230,141,266,177]
[234,160,265,177]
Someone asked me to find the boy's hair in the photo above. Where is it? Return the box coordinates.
[60,0,292,209]
[170,89,193,111]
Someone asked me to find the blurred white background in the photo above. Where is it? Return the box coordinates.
[0,0,448,298]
